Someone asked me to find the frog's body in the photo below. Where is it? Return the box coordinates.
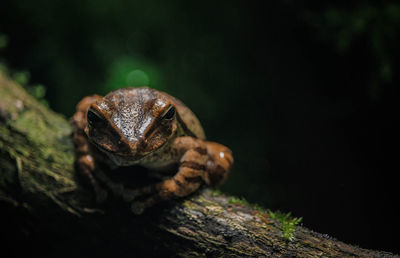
[71,87,233,214]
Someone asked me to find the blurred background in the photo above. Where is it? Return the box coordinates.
[1,0,399,253]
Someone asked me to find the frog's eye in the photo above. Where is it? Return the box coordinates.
[87,109,103,125]
[162,106,176,120]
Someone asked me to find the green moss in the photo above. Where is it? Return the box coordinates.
[211,189,224,196]
[220,193,302,241]
[267,210,302,241]
[13,71,30,86]
[226,194,269,211]
[25,84,49,107]
[253,203,267,212]
[9,70,49,106]
[228,196,249,205]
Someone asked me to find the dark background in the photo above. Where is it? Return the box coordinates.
[1,0,399,254]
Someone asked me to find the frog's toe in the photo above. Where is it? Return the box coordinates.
[131,201,145,215]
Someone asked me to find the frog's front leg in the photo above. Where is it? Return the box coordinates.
[71,95,124,201]
[126,137,233,214]
[71,95,109,202]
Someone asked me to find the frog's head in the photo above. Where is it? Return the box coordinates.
[85,87,177,166]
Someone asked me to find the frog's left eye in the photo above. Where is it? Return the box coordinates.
[162,106,176,120]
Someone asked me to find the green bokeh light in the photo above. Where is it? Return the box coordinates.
[126,69,149,86]
[102,57,164,93]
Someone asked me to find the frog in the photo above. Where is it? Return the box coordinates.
[70,87,233,214]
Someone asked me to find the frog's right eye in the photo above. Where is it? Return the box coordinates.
[87,110,103,125]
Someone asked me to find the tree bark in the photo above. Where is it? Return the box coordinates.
[0,71,397,257]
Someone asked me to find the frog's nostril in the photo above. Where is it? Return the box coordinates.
[136,138,146,150]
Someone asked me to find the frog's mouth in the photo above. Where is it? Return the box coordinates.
[94,136,172,167]
[89,138,144,162]
[106,151,145,166]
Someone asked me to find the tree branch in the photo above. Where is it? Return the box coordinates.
[0,71,396,257]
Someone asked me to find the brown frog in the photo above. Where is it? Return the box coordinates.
[71,87,233,214]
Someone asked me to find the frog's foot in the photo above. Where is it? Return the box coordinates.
[130,195,160,215]
[122,183,159,202]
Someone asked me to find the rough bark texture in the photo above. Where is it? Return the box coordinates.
[0,71,397,257]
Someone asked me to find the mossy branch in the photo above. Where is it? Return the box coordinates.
[0,71,396,257]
